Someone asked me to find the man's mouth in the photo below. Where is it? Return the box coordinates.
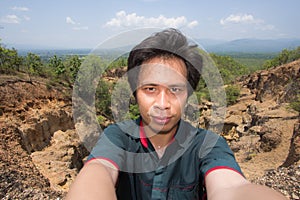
[151,116,172,124]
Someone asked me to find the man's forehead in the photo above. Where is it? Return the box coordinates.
[138,63,187,86]
[141,57,187,73]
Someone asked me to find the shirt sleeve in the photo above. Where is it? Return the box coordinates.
[198,130,243,177]
[87,124,127,170]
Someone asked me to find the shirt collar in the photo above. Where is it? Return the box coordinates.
[139,118,197,149]
[139,120,149,148]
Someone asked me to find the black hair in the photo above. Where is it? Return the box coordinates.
[127,28,202,97]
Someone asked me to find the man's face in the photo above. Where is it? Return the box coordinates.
[136,56,188,135]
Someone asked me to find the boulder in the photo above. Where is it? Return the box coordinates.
[260,129,282,152]
[31,129,88,192]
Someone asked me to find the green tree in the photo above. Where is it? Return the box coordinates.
[195,53,247,102]
[49,55,65,76]
[66,55,81,82]
[95,79,112,119]
[277,49,289,65]
[25,52,43,75]
[74,55,106,106]
[108,56,127,69]
[263,46,300,69]
[289,95,300,113]
[10,48,23,71]
[0,44,23,74]
[225,85,241,105]
[210,54,249,84]
[289,46,300,62]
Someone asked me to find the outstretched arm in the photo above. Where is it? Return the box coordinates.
[205,169,287,200]
[66,159,118,200]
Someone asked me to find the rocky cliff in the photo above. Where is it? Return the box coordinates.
[0,75,88,199]
[199,59,300,198]
[0,59,299,199]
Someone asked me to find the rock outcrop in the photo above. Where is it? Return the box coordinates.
[31,129,88,191]
[198,59,300,199]
[281,119,300,167]
[0,75,88,198]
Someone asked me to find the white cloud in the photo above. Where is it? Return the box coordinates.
[72,26,89,31]
[220,14,259,25]
[105,11,198,29]
[220,13,275,32]
[259,24,275,31]
[66,16,76,25]
[187,20,198,28]
[23,15,31,21]
[66,16,88,31]
[1,15,21,24]
[11,6,29,11]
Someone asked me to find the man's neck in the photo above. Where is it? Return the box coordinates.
[143,125,177,152]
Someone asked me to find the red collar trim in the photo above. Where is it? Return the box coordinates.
[139,120,176,149]
[139,120,148,148]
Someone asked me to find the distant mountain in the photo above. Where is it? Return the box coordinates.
[16,48,91,57]
[4,43,60,51]
[198,38,300,53]
[193,39,226,49]
[5,38,300,56]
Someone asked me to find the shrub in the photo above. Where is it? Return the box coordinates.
[125,104,140,120]
[210,53,249,84]
[225,85,240,105]
[0,44,23,74]
[288,95,300,113]
[95,79,112,118]
[263,46,300,69]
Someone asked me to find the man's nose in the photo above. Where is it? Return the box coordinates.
[154,90,171,110]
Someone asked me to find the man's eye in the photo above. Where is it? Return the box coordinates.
[170,87,181,93]
[144,87,156,92]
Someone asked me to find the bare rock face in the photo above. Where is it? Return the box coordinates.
[0,76,88,198]
[198,60,300,200]
[18,108,74,153]
[31,129,88,192]
[282,119,300,167]
[205,60,300,155]
[241,59,300,103]
[259,128,282,152]
[0,123,62,199]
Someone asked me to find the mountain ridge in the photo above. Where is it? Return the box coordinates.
[5,38,300,55]
[200,38,300,53]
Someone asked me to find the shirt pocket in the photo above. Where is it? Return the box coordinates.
[168,183,200,200]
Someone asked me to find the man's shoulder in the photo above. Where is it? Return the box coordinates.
[179,120,216,137]
[104,119,140,139]
[180,121,224,148]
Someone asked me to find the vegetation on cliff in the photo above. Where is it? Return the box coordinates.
[1,41,299,119]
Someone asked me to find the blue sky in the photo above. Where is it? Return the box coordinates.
[0,0,299,49]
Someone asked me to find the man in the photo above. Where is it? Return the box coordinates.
[67,28,286,199]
